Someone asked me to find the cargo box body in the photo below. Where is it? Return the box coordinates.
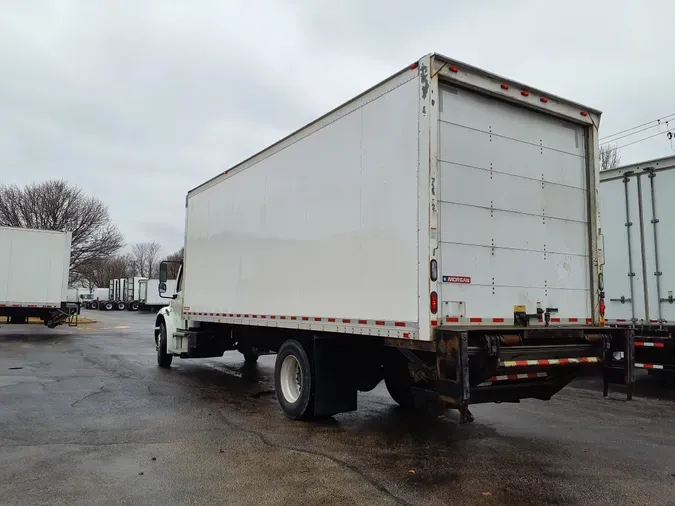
[182,54,602,342]
[0,226,71,309]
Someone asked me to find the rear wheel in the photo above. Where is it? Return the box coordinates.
[383,350,415,410]
[90,301,99,310]
[116,302,126,311]
[274,340,314,419]
[130,301,140,311]
[104,302,114,311]
[156,322,173,368]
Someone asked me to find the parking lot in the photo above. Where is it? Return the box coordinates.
[0,310,673,506]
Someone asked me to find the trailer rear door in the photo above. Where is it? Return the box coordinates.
[437,85,592,323]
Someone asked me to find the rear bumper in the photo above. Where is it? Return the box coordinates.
[434,326,634,409]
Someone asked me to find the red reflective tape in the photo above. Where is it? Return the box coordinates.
[252,314,257,318]
[431,320,438,327]
[616,319,626,323]
[280,316,286,320]
[270,315,276,319]
[210,313,214,316]
[514,360,529,367]
[358,319,368,324]
[291,316,297,320]
[327,318,336,322]
[314,317,322,322]
[650,319,659,323]
[12,304,21,307]
[446,317,459,323]
[302,316,309,321]
[643,363,656,369]
[260,315,267,319]
[470,317,482,323]
[635,342,665,348]
[493,318,505,323]
[342,319,351,323]
[586,318,592,324]
[236,314,241,318]
[394,322,406,327]
[375,321,385,326]
[28,305,37,308]
[0,304,6,307]
[568,318,578,323]
[551,317,561,322]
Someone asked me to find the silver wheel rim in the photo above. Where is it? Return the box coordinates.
[280,355,302,403]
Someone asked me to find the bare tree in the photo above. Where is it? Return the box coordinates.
[78,254,133,289]
[0,180,124,279]
[600,143,621,171]
[164,247,184,279]
[131,242,162,278]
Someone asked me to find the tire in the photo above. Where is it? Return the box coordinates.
[242,348,259,363]
[130,302,140,311]
[274,340,314,420]
[383,350,415,410]
[104,302,114,311]
[117,302,126,311]
[157,322,173,368]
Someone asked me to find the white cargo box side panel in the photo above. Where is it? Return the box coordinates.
[185,74,421,324]
[437,85,592,321]
[0,227,71,306]
[143,279,176,306]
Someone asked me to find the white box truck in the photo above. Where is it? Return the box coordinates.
[0,226,78,327]
[155,53,633,422]
[139,279,176,312]
[600,155,675,381]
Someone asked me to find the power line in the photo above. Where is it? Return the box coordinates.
[600,120,672,145]
[615,129,674,150]
[600,112,675,141]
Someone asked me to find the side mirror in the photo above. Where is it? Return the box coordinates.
[159,261,168,283]
[159,282,167,294]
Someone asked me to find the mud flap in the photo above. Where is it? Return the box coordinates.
[435,330,472,422]
[602,328,635,399]
[313,337,357,417]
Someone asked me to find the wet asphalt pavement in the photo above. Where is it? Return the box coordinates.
[1,310,674,506]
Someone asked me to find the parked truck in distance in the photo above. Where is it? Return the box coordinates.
[601,155,675,384]
[139,279,176,312]
[0,226,78,327]
[154,53,633,423]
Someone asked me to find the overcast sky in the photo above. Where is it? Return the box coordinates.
[1,1,674,254]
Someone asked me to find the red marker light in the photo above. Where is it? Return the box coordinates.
[501,84,509,90]
[580,111,589,117]
[521,91,529,97]
[430,291,438,314]
[409,62,419,70]
[449,66,458,73]
[540,97,548,103]
[599,299,606,317]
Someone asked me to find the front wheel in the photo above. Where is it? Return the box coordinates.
[130,301,140,311]
[156,322,173,368]
[274,340,314,420]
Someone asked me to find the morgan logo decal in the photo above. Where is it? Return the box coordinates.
[443,275,471,284]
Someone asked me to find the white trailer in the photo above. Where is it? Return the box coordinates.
[0,226,77,327]
[600,155,675,380]
[139,279,176,312]
[124,276,148,311]
[155,53,632,422]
